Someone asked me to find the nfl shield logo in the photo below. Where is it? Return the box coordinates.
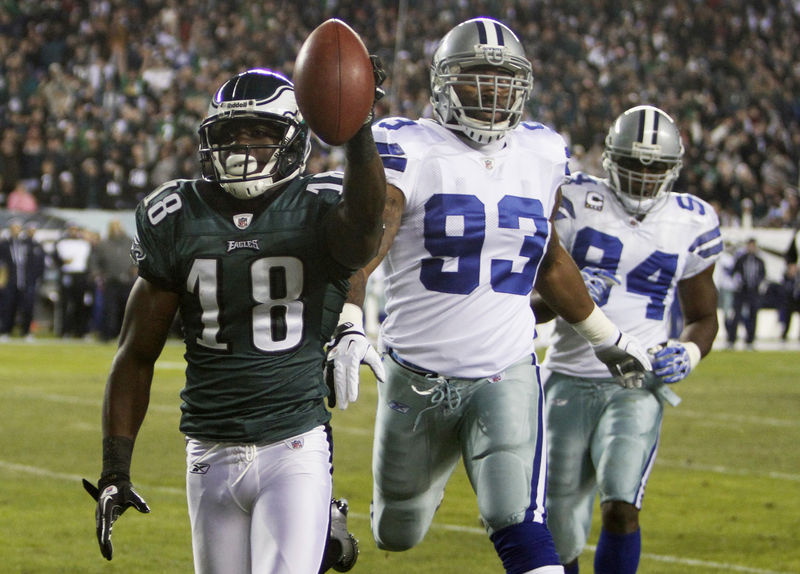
[233,213,253,229]
[482,157,495,170]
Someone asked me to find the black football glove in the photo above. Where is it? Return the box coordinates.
[370,55,387,102]
[83,475,150,560]
[364,55,387,126]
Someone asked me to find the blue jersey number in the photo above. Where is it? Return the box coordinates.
[572,227,677,320]
[421,193,549,296]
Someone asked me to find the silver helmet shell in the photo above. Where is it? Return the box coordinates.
[198,69,310,200]
[602,105,684,216]
[430,18,533,144]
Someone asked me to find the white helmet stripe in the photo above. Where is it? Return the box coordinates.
[637,107,664,145]
[475,19,505,46]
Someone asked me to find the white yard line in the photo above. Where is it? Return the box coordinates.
[4,390,799,481]
[0,460,184,495]
[657,458,800,482]
[2,460,797,574]
[3,388,176,414]
[346,511,797,574]
[670,409,800,428]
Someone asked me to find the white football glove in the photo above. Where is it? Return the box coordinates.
[649,340,701,384]
[324,303,385,410]
[570,305,652,389]
[580,266,621,304]
[592,330,653,389]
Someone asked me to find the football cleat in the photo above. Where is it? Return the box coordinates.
[320,498,359,573]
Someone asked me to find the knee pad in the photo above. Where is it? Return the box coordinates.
[475,449,544,534]
[371,499,428,552]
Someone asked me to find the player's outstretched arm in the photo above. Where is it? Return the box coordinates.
[530,266,620,322]
[327,56,388,270]
[84,277,178,559]
[675,265,718,356]
[82,446,150,561]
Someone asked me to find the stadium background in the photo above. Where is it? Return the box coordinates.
[2,0,799,344]
[0,1,798,224]
[0,3,799,573]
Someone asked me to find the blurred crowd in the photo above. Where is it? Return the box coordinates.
[0,216,136,341]
[3,215,797,343]
[0,0,799,228]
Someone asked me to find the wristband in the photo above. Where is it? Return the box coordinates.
[683,341,702,370]
[101,435,134,479]
[569,304,618,346]
[338,303,364,332]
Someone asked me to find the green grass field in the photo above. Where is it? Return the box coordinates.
[1,340,798,573]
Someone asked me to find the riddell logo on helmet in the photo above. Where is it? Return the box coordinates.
[221,100,256,109]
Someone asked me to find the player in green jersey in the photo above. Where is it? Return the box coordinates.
[83,66,386,574]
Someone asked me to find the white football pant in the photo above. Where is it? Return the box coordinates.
[185,426,332,574]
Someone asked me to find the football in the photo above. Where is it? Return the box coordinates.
[294,19,375,146]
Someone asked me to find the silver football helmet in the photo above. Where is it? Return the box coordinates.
[199,69,310,200]
[430,18,533,144]
[602,105,684,216]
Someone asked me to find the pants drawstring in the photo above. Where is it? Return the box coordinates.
[411,376,462,431]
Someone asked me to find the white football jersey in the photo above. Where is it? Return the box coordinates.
[543,173,723,378]
[372,117,569,377]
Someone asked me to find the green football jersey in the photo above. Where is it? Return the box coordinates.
[133,175,353,443]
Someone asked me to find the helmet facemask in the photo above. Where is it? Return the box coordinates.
[603,153,682,215]
[433,64,531,144]
[200,115,307,200]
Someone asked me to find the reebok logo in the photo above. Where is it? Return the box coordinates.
[388,400,411,414]
[190,463,210,474]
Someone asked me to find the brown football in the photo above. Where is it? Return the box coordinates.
[294,19,375,146]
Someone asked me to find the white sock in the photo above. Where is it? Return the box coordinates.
[521,566,565,574]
